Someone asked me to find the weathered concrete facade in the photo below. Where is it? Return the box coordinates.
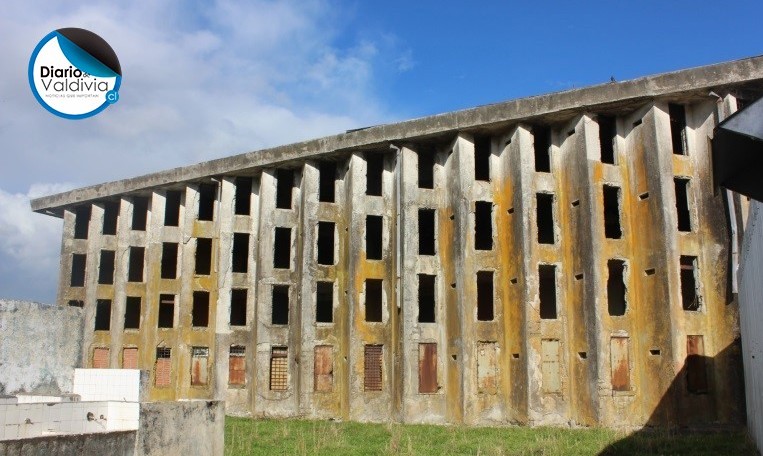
[32,57,763,427]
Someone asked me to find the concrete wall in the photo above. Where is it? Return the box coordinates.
[0,431,136,456]
[0,300,83,396]
[135,400,224,456]
[739,199,763,451]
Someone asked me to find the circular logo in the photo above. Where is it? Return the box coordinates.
[28,28,122,119]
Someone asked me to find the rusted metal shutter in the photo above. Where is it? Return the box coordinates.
[155,347,171,387]
[687,335,708,393]
[92,347,109,368]
[364,344,383,391]
[610,337,630,391]
[270,346,288,391]
[541,339,560,393]
[229,346,246,386]
[314,345,334,392]
[418,343,437,394]
[122,347,138,369]
[477,341,497,394]
[191,347,209,386]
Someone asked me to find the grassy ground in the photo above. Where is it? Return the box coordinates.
[225,416,756,455]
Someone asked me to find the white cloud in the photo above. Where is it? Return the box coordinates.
[0,0,412,302]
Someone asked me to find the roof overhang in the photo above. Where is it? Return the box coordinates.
[713,96,763,201]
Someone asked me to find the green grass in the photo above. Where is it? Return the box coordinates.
[225,416,756,455]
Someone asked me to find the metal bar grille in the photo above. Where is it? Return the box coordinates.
[364,344,383,392]
[155,347,171,387]
[270,346,288,391]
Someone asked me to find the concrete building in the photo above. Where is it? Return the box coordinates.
[31,56,763,427]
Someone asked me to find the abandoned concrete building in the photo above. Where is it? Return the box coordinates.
[30,56,763,427]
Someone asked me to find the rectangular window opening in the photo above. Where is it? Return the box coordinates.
[598,115,617,164]
[124,296,141,329]
[418,274,436,323]
[603,185,622,239]
[477,271,494,321]
[418,209,436,255]
[273,227,291,269]
[74,205,91,239]
[131,196,148,231]
[418,148,435,189]
[317,222,335,265]
[68,300,84,308]
[95,299,111,331]
[164,190,181,227]
[191,346,209,386]
[318,161,337,203]
[669,103,688,155]
[229,345,246,386]
[539,264,557,319]
[418,343,438,394]
[537,193,555,244]
[365,278,383,322]
[230,288,247,326]
[71,253,86,287]
[232,233,249,273]
[98,250,115,285]
[686,335,708,394]
[474,135,491,181]
[366,215,383,260]
[102,201,119,235]
[316,281,333,323]
[122,347,138,369]
[158,294,175,328]
[234,177,252,215]
[276,169,294,209]
[272,285,289,325]
[533,126,551,172]
[192,291,209,327]
[161,242,178,279]
[314,345,334,392]
[197,183,216,221]
[680,255,700,311]
[607,260,627,316]
[674,178,692,232]
[155,347,171,387]
[270,346,288,391]
[195,238,212,275]
[366,153,384,196]
[364,344,383,391]
[127,247,145,282]
[475,201,493,250]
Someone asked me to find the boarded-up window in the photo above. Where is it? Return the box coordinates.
[610,337,630,391]
[92,347,109,368]
[161,242,178,279]
[158,294,175,328]
[365,279,383,322]
[680,255,700,311]
[131,196,149,231]
[74,205,91,239]
[276,169,294,209]
[191,347,209,386]
[164,190,181,227]
[687,335,708,394]
[197,183,216,221]
[195,238,212,275]
[98,250,115,285]
[234,177,252,215]
[95,299,111,331]
[122,347,138,369]
[418,343,437,394]
[128,247,145,282]
[124,296,141,329]
[102,201,119,235]
[541,339,561,393]
[155,347,171,387]
[229,346,246,386]
[71,253,86,287]
[477,341,498,394]
[364,344,383,391]
[192,291,209,327]
[270,346,288,391]
[230,289,247,326]
[314,345,334,392]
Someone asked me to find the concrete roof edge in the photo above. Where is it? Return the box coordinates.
[30,55,763,215]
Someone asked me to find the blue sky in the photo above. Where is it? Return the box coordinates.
[0,0,761,303]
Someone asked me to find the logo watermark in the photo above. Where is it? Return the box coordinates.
[29,28,122,119]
